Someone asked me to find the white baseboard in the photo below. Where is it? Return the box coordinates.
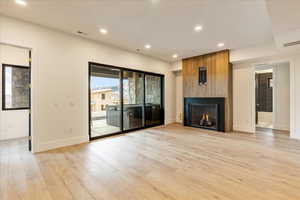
[175,119,183,123]
[291,130,300,140]
[273,125,290,131]
[0,135,28,141]
[35,135,89,153]
[233,125,255,133]
[165,118,177,124]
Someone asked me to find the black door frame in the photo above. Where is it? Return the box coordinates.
[28,50,32,151]
[88,62,165,141]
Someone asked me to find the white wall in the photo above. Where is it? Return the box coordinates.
[0,15,176,152]
[171,60,183,123]
[171,60,183,72]
[293,55,300,139]
[175,71,183,123]
[0,45,29,140]
[232,64,256,133]
[273,62,290,131]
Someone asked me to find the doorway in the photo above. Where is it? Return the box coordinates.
[255,66,273,129]
[255,62,290,133]
[88,62,164,140]
[0,44,31,150]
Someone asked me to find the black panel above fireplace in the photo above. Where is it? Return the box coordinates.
[184,98,225,132]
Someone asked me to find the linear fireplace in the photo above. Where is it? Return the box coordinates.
[184,98,225,132]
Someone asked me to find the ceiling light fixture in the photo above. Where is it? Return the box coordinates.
[15,0,27,6]
[172,54,178,58]
[144,44,151,49]
[99,28,108,34]
[218,43,225,47]
[194,25,203,32]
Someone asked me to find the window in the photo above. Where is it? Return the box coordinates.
[2,64,30,110]
[101,93,106,100]
[101,105,105,110]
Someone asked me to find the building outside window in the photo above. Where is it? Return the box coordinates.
[2,64,30,110]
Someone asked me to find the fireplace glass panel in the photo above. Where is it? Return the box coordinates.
[189,103,218,130]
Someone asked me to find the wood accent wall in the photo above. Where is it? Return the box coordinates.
[182,50,232,131]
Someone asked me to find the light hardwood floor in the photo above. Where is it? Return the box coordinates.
[1,124,300,200]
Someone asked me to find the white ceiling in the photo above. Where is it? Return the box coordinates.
[0,0,275,61]
[266,0,300,48]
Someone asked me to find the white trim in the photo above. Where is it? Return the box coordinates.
[233,126,254,133]
[273,125,290,131]
[289,59,296,139]
[35,136,89,153]
[272,64,276,129]
[251,64,256,133]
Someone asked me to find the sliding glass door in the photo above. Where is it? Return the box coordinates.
[145,74,163,126]
[123,71,145,131]
[89,62,164,140]
[90,65,121,138]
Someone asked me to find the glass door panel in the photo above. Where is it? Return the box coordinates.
[90,65,121,138]
[145,75,163,126]
[122,71,144,130]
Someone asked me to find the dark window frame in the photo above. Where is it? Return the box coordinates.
[2,64,30,111]
[88,62,165,141]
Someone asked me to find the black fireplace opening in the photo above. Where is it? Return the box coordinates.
[184,98,225,132]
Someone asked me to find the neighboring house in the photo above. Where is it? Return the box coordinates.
[91,87,130,114]
[91,89,114,112]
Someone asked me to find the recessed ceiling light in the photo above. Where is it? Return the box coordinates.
[194,25,203,32]
[15,0,27,6]
[144,44,151,49]
[99,28,108,34]
[172,54,178,58]
[217,43,225,47]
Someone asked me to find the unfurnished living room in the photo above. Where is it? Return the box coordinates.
[0,0,300,199]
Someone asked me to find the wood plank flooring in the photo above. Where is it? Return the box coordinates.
[1,124,300,200]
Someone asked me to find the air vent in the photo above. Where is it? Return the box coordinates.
[283,40,300,47]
